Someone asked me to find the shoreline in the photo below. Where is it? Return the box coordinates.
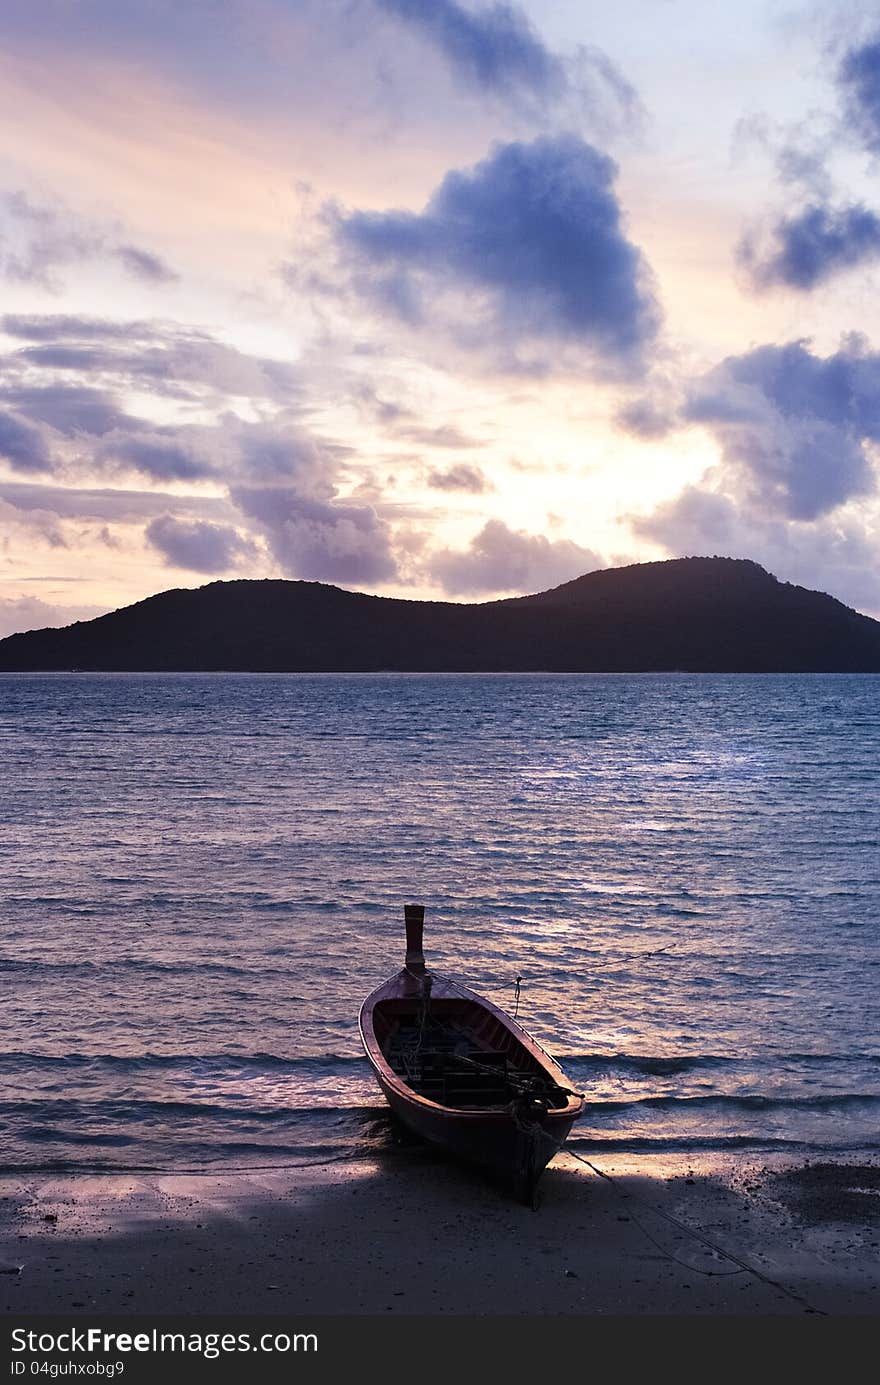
[3,1148,879,1317]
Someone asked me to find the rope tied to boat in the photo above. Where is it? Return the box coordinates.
[416,972,433,1050]
[452,1050,584,1105]
[565,1149,828,1313]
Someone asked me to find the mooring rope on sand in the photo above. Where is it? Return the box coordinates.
[565,1149,827,1314]
[8,1142,832,1314]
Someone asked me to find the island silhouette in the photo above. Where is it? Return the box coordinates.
[1,556,879,672]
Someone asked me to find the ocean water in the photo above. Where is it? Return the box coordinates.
[1,672,878,1173]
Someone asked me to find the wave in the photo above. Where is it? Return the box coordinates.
[1,1049,878,1078]
[3,1131,879,1177]
[0,958,305,980]
[579,1091,880,1114]
[0,1142,365,1175]
[566,1134,880,1154]
[562,1051,880,1075]
[2,1088,879,1131]
[0,1098,382,1122]
[0,1050,369,1071]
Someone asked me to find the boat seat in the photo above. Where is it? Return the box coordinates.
[463,1051,506,1069]
[443,1086,510,1107]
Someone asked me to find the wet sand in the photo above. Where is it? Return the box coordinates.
[2,1149,879,1317]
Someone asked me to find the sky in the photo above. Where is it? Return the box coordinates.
[2,0,880,634]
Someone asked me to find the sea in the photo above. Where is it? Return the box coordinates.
[1,672,879,1174]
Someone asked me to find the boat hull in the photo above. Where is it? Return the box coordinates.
[359,967,583,1199]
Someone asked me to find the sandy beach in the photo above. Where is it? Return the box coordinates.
[2,1147,879,1318]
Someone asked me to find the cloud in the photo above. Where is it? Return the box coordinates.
[0,0,639,147]
[333,134,659,370]
[774,140,834,199]
[0,315,307,489]
[0,190,176,290]
[229,421,334,487]
[0,312,359,543]
[838,35,880,154]
[615,394,678,440]
[628,337,880,617]
[631,485,880,618]
[426,462,489,492]
[738,203,880,290]
[0,410,52,473]
[0,594,106,638]
[375,0,564,100]
[145,514,258,573]
[98,429,220,482]
[0,492,67,548]
[230,484,398,585]
[632,487,740,552]
[428,517,601,595]
[14,329,300,403]
[0,479,234,523]
[1,314,154,342]
[0,191,99,288]
[372,0,638,129]
[0,311,406,589]
[0,384,138,437]
[114,244,178,284]
[683,338,880,520]
[93,416,343,490]
[728,108,880,295]
[395,423,481,449]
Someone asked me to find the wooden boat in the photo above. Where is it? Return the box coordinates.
[359,904,584,1202]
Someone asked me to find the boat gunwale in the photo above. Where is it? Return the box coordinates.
[358,967,584,1121]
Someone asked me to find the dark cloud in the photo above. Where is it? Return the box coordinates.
[334,135,659,368]
[838,36,880,154]
[426,462,489,492]
[230,484,398,585]
[739,203,880,290]
[731,114,835,200]
[428,517,600,595]
[683,338,880,520]
[146,515,258,573]
[0,409,52,472]
[230,422,332,486]
[0,384,138,437]
[727,112,880,294]
[99,431,219,482]
[375,0,563,100]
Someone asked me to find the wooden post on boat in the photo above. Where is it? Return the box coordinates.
[404,903,426,975]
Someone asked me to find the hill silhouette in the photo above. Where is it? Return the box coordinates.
[1,557,879,672]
